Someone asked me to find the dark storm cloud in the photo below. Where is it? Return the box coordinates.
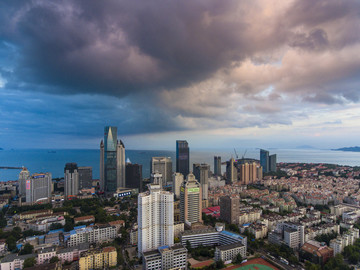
[0,0,253,95]
[0,0,360,148]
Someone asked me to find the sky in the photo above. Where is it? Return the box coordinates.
[0,0,360,150]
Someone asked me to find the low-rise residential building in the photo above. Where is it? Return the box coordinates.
[0,239,6,253]
[214,242,246,263]
[330,228,359,255]
[174,223,184,237]
[56,243,89,264]
[143,245,187,270]
[300,240,334,265]
[38,247,56,264]
[181,227,247,250]
[249,223,268,239]
[0,254,36,270]
[64,224,117,247]
[130,230,138,245]
[74,215,95,225]
[79,246,117,270]
[18,209,53,220]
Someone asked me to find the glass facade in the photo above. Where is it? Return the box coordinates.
[176,140,189,177]
[104,126,118,192]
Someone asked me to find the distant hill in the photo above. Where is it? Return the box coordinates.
[332,146,360,152]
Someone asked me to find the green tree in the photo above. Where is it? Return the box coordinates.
[49,222,63,230]
[232,253,243,264]
[215,260,225,269]
[19,243,33,255]
[6,235,17,251]
[50,256,59,263]
[23,257,36,268]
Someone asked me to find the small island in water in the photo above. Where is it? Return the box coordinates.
[332,146,360,152]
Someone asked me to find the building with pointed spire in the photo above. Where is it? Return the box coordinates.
[100,126,125,193]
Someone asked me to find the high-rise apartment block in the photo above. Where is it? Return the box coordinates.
[176,140,189,177]
[18,167,30,198]
[220,196,240,224]
[78,167,92,189]
[64,163,79,198]
[100,126,125,192]
[151,157,172,187]
[193,163,210,200]
[214,156,221,176]
[239,162,258,185]
[269,154,277,172]
[138,184,174,257]
[180,173,202,225]
[126,163,142,191]
[172,173,184,200]
[26,173,52,203]
[226,158,237,184]
[260,149,277,173]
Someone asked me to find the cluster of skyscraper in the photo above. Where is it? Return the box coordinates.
[260,149,277,173]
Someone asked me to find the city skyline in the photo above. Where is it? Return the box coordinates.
[1,1,360,150]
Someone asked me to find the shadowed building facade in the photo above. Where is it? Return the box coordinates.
[176,140,189,177]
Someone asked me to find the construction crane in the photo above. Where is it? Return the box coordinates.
[0,166,23,170]
[242,150,247,159]
[233,148,239,159]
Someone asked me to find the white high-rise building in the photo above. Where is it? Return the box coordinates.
[26,173,52,204]
[138,184,174,257]
[64,163,79,198]
[172,173,184,200]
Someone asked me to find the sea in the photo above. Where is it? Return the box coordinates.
[0,148,360,182]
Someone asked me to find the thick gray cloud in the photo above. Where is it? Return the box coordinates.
[0,0,360,147]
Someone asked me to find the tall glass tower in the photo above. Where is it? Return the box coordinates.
[100,126,125,192]
[260,149,269,173]
[176,140,189,177]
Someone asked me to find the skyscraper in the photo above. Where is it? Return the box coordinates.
[138,184,174,257]
[176,140,189,177]
[151,157,172,187]
[172,172,184,200]
[214,156,221,176]
[78,167,93,189]
[26,173,52,203]
[180,173,202,225]
[260,149,276,173]
[193,163,210,200]
[226,158,237,184]
[18,167,30,198]
[260,149,269,173]
[100,126,125,192]
[125,163,142,191]
[269,154,277,172]
[64,163,79,198]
